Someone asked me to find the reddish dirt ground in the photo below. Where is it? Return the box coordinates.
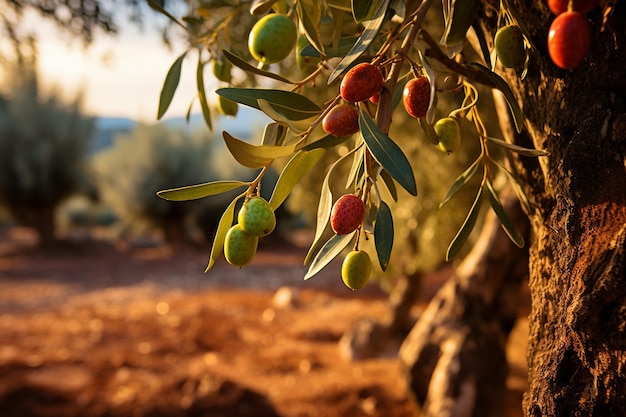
[0,228,528,417]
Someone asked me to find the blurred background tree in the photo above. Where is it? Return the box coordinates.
[0,42,94,247]
[90,122,241,246]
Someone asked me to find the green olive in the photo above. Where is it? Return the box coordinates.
[341,250,372,290]
[248,14,297,64]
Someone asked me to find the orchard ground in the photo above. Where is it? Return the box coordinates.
[0,226,529,417]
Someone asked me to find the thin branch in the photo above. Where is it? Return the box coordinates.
[420,30,497,88]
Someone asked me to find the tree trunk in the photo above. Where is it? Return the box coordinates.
[10,204,58,248]
[475,1,626,415]
[399,190,529,417]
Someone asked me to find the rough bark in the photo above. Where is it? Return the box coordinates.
[475,1,626,415]
[399,191,530,417]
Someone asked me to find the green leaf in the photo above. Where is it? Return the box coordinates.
[470,63,524,133]
[327,0,389,84]
[359,111,417,196]
[297,0,325,56]
[352,0,376,23]
[250,0,278,15]
[261,122,288,146]
[486,136,548,157]
[440,157,482,207]
[157,180,248,201]
[391,76,408,113]
[327,0,351,11]
[441,0,480,46]
[269,148,325,210]
[304,232,356,280]
[256,99,293,126]
[158,52,187,120]
[374,200,393,271]
[301,134,351,151]
[300,36,360,58]
[147,0,186,29]
[304,147,359,264]
[205,192,246,272]
[418,50,437,124]
[379,170,398,202]
[389,0,406,19]
[222,49,293,84]
[492,159,532,214]
[485,181,524,248]
[446,189,484,261]
[345,145,365,189]
[216,88,321,121]
[196,55,213,131]
[223,131,296,169]
[418,118,439,146]
[472,22,492,68]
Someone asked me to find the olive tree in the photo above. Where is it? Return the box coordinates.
[0,50,94,246]
[149,0,625,415]
[90,123,240,245]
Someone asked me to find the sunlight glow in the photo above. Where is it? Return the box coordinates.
[5,12,207,122]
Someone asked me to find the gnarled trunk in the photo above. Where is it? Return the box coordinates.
[475,1,626,415]
[399,191,529,417]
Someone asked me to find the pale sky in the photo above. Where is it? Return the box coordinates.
[17,11,209,122]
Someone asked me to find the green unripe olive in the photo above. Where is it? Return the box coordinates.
[238,196,276,237]
[212,59,232,83]
[434,117,461,154]
[217,95,238,117]
[495,25,526,69]
[224,224,258,267]
[341,250,372,290]
[248,14,297,64]
[296,35,321,76]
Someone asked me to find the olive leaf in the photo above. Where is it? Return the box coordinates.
[300,134,351,151]
[345,145,365,189]
[417,50,438,124]
[352,0,378,23]
[269,148,325,210]
[147,0,186,29]
[157,180,249,201]
[374,200,394,271]
[418,118,439,146]
[359,111,417,196]
[472,22,492,68]
[300,36,360,58]
[297,0,325,56]
[492,159,533,214]
[391,76,409,112]
[196,54,213,131]
[222,49,293,84]
[205,192,247,272]
[326,0,351,11]
[470,63,524,133]
[379,170,399,202]
[327,0,389,84]
[446,188,484,261]
[486,136,548,157]
[304,231,357,280]
[304,146,360,264]
[223,131,296,169]
[440,156,482,207]
[250,0,278,15]
[157,51,187,120]
[441,0,480,46]
[485,180,524,248]
[216,88,321,121]
[261,122,288,146]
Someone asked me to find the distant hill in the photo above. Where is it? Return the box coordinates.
[90,117,136,154]
[90,107,271,154]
